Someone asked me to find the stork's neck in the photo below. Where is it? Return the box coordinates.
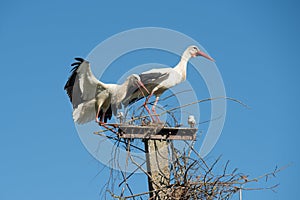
[119,80,131,97]
[173,50,192,81]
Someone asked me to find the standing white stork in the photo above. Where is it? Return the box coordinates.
[123,45,214,122]
[64,58,148,125]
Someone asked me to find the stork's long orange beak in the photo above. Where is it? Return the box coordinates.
[137,80,149,94]
[196,50,215,62]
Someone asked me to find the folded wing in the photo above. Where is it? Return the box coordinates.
[122,68,171,106]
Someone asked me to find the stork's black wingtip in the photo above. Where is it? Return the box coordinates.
[74,57,85,62]
[71,62,81,66]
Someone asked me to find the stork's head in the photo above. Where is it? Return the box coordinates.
[127,74,149,94]
[185,45,214,62]
[127,74,141,83]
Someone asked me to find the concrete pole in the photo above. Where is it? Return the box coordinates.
[144,140,170,199]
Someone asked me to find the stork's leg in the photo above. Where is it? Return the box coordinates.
[96,105,101,123]
[96,110,108,127]
[143,92,155,122]
[152,96,161,122]
[96,104,106,125]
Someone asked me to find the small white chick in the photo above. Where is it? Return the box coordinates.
[116,112,124,124]
[188,115,196,128]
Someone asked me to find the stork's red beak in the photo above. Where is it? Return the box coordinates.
[137,80,149,94]
[196,50,215,62]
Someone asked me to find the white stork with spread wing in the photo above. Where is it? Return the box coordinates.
[123,45,214,122]
[64,58,148,125]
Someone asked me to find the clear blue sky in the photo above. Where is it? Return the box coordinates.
[1,0,299,199]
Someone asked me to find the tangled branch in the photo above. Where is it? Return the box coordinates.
[92,96,285,200]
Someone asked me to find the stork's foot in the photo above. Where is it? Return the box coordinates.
[98,121,106,126]
[95,117,106,126]
[97,121,119,134]
[105,123,120,128]
[96,117,103,124]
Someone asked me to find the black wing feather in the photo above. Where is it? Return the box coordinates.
[75,57,85,62]
[125,71,170,106]
[71,62,81,66]
[64,58,85,102]
[140,71,169,86]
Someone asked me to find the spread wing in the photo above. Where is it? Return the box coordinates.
[122,68,171,106]
[64,58,107,109]
[64,58,109,124]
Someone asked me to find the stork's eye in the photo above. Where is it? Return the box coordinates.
[193,47,197,50]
